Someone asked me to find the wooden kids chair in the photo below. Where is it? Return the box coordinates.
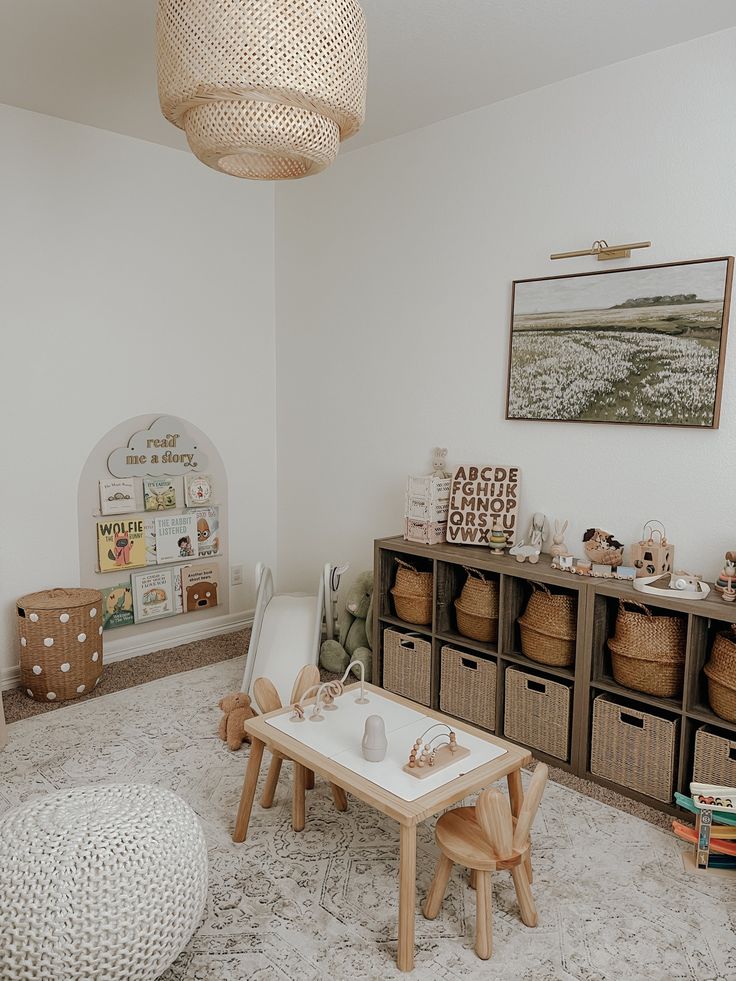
[253,665,348,819]
[423,763,548,960]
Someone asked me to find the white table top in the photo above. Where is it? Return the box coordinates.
[266,688,506,802]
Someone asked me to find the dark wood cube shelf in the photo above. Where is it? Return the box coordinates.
[373,535,736,815]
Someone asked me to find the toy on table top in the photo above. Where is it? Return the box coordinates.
[715,552,736,600]
[290,658,370,723]
[631,520,674,578]
[217,691,257,751]
[362,715,388,762]
[488,517,507,554]
[583,528,624,568]
[320,570,373,681]
[404,722,469,778]
[528,512,550,551]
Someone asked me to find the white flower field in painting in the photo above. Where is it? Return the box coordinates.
[508,330,719,426]
[507,259,732,427]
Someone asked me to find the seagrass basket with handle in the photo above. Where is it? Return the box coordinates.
[390,558,432,625]
[518,581,576,667]
[17,587,104,702]
[704,625,736,722]
[607,599,686,698]
[454,567,498,643]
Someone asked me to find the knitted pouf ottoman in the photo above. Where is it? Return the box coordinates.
[0,784,208,981]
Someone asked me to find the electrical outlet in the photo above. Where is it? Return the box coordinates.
[230,565,244,587]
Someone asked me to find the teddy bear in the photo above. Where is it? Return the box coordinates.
[320,570,373,682]
[218,692,257,751]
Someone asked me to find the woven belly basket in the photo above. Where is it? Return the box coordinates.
[704,626,736,723]
[17,588,104,702]
[518,582,576,667]
[607,599,686,698]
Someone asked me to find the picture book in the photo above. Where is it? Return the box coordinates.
[101,582,134,630]
[181,562,220,612]
[143,477,177,511]
[131,568,176,623]
[144,517,157,565]
[184,473,213,507]
[99,478,137,516]
[172,565,184,614]
[188,506,220,558]
[97,518,146,573]
[154,512,198,564]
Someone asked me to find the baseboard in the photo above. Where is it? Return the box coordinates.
[1,610,254,692]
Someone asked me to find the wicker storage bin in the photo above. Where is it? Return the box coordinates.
[704,627,736,722]
[17,588,104,702]
[590,695,678,802]
[503,667,571,761]
[607,599,686,698]
[390,559,433,625]
[693,726,736,786]
[440,646,497,730]
[454,569,498,644]
[518,582,576,667]
[383,629,431,706]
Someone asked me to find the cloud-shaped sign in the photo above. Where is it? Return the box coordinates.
[107,416,208,477]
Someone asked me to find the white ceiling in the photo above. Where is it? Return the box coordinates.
[1,0,735,155]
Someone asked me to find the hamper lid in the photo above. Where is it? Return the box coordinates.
[17,587,103,612]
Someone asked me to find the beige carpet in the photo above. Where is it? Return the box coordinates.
[2,625,669,830]
[2,655,733,981]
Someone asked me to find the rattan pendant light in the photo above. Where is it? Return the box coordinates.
[157,0,367,180]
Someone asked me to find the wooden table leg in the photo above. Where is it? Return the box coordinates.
[293,762,306,832]
[397,823,417,972]
[233,737,265,843]
[508,767,532,882]
[305,768,315,790]
[261,755,282,808]
[330,783,348,811]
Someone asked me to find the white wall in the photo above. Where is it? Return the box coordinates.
[0,104,276,683]
[275,28,736,589]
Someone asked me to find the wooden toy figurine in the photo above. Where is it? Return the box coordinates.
[488,518,507,554]
[550,519,570,559]
[716,552,736,595]
[362,715,388,762]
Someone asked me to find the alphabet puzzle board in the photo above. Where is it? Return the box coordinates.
[446,464,520,546]
[266,689,507,802]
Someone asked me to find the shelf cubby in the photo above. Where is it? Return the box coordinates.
[372,535,736,816]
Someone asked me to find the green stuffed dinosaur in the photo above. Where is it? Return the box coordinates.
[320,570,373,682]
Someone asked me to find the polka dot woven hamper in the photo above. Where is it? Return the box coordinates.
[17,588,103,701]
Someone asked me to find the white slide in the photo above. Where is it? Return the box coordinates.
[241,562,347,705]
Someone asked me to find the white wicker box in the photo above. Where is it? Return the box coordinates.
[405,494,449,522]
[404,517,447,545]
[406,474,452,502]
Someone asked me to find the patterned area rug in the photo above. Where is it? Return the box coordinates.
[2,656,735,981]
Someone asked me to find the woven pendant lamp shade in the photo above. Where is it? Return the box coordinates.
[157,0,367,180]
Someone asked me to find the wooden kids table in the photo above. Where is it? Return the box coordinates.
[233,683,532,972]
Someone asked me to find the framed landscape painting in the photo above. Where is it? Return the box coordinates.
[506,256,733,428]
